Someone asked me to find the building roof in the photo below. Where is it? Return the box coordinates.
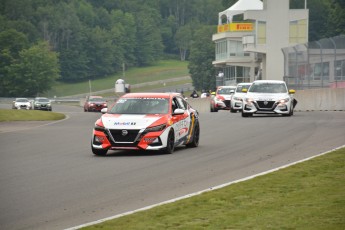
[219,0,263,24]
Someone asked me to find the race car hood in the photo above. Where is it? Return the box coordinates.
[101,114,167,130]
[15,102,30,105]
[218,94,232,100]
[246,92,290,101]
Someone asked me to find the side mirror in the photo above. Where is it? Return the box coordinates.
[101,108,108,114]
[242,88,248,93]
[173,108,184,115]
[289,89,296,94]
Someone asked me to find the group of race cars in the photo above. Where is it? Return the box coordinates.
[12,97,52,111]
[11,80,295,156]
[91,79,295,156]
[210,80,296,117]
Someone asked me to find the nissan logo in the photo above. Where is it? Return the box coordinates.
[121,130,128,136]
[263,100,268,105]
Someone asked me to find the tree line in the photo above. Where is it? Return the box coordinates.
[0,0,343,97]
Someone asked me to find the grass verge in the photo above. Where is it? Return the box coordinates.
[45,60,189,97]
[0,109,65,121]
[82,147,345,230]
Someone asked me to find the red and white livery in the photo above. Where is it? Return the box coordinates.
[91,93,200,155]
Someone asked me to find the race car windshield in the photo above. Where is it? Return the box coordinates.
[16,99,29,102]
[37,98,49,102]
[110,98,169,114]
[236,85,251,92]
[249,83,287,93]
[89,98,106,102]
[217,88,234,94]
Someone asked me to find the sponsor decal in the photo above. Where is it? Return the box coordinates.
[114,122,137,126]
[144,137,157,143]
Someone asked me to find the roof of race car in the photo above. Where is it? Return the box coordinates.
[252,80,286,84]
[217,85,236,88]
[120,92,180,99]
[237,82,252,85]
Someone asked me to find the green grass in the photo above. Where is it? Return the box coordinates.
[45,60,189,97]
[0,109,65,121]
[82,148,345,230]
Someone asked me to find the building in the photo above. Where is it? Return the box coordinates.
[212,0,309,85]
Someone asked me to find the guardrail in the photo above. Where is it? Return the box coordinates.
[1,88,344,112]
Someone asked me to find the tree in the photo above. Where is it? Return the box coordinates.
[0,29,29,96]
[3,41,60,97]
[188,25,216,91]
[175,24,192,61]
[134,8,164,66]
[326,0,345,37]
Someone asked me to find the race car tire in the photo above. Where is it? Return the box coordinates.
[230,106,237,113]
[210,104,215,112]
[242,111,252,117]
[91,144,108,156]
[283,106,294,117]
[186,121,199,148]
[163,130,175,154]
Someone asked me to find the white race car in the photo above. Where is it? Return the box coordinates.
[230,82,252,113]
[12,98,32,110]
[91,93,200,156]
[242,80,296,117]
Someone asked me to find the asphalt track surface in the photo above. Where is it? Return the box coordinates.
[0,104,344,230]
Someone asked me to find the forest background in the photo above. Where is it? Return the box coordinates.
[0,0,344,97]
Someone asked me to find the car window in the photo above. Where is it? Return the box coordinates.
[236,85,251,92]
[110,98,169,114]
[89,98,105,102]
[217,88,231,94]
[37,98,49,102]
[16,98,28,102]
[175,97,187,110]
[171,99,178,113]
[249,83,287,93]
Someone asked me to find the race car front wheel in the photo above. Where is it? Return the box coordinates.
[163,130,175,154]
[187,122,199,148]
[242,111,253,117]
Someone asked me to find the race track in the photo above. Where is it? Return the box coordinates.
[0,104,344,230]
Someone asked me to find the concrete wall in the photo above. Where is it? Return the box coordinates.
[187,88,345,113]
[294,88,345,111]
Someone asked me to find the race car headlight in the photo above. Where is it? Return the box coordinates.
[145,124,166,132]
[233,96,242,101]
[278,97,290,104]
[245,98,254,103]
[94,119,105,131]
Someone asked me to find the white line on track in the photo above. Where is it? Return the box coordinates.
[65,144,345,230]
